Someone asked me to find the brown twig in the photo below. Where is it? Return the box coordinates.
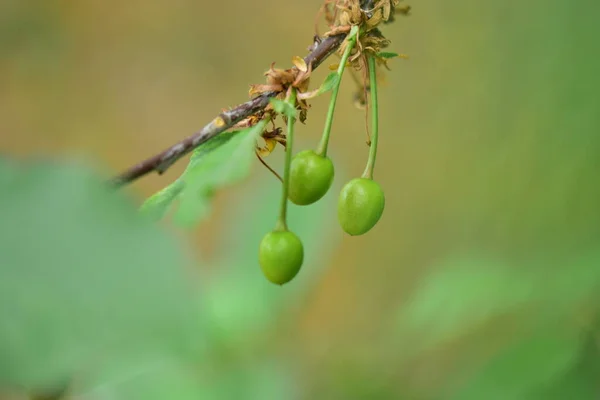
[109,33,347,188]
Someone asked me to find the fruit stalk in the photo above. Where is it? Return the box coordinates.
[275,88,298,231]
[316,25,360,157]
[362,54,379,179]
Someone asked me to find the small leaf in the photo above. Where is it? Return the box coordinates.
[376,52,400,59]
[269,98,296,119]
[138,132,239,222]
[318,72,341,95]
[328,62,352,71]
[188,131,238,166]
[257,138,277,157]
[291,55,307,72]
[173,120,268,227]
[139,180,184,221]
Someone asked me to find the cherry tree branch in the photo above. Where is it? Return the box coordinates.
[109,33,346,188]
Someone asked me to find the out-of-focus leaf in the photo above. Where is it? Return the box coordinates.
[174,121,267,227]
[396,251,600,351]
[0,160,204,393]
[138,180,184,221]
[79,357,300,400]
[200,360,300,400]
[80,360,206,400]
[452,323,584,400]
[0,156,19,186]
[396,257,536,349]
[530,324,600,400]
[139,130,239,223]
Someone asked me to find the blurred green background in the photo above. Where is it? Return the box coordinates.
[1,0,599,399]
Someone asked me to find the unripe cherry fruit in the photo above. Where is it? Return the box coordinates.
[288,150,335,206]
[258,230,304,285]
[337,177,385,236]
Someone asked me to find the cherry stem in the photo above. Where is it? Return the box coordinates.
[275,88,298,231]
[362,54,379,180]
[316,25,360,157]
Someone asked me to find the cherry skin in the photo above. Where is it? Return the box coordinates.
[288,150,335,206]
[258,230,304,285]
[337,178,385,236]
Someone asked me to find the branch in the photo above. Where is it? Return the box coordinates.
[109,33,346,188]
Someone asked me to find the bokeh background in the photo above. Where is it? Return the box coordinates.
[1,0,599,399]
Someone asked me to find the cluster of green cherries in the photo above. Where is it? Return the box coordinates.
[259,38,384,285]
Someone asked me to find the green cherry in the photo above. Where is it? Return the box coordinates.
[258,230,304,285]
[288,150,335,206]
[338,178,385,236]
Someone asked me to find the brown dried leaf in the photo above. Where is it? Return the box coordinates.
[299,108,308,124]
[249,84,283,97]
[256,137,278,157]
[292,56,308,72]
[265,63,296,87]
[366,9,384,30]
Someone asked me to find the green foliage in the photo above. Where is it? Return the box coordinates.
[397,254,600,348]
[138,180,184,221]
[394,253,600,399]
[5,0,600,398]
[397,258,535,348]
[269,98,296,118]
[532,329,600,400]
[317,72,341,95]
[376,51,400,59]
[0,158,338,399]
[140,120,268,227]
[453,324,584,400]
[0,160,204,395]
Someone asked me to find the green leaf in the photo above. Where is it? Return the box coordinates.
[174,120,267,227]
[139,122,267,228]
[81,360,208,400]
[0,160,204,392]
[269,98,296,118]
[138,131,239,221]
[396,256,537,350]
[452,323,584,400]
[530,327,600,400]
[188,130,239,166]
[86,358,298,400]
[138,180,184,221]
[376,52,400,59]
[317,72,340,95]
[394,251,600,361]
